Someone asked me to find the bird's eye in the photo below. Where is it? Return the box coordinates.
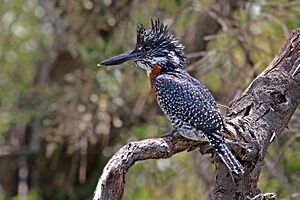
[144,46,151,52]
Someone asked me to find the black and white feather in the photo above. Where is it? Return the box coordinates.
[153,68,244,174]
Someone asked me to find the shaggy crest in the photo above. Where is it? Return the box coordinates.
[135,19,186,69]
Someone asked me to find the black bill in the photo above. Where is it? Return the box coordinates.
[99,50,140,66]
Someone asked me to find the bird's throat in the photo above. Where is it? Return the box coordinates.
[149,64,161,100]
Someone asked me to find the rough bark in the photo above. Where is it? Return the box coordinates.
[216,28,300,199]
[93,28,300,200]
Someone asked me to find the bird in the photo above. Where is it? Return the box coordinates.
[99,19,244,174]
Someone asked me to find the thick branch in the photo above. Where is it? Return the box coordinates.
[93,29,300,200]
[93,136,210,200]
[216,28,300,199]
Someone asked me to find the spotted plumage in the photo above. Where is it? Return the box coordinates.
[100,19,244,174]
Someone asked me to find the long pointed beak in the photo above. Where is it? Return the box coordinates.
[99,50,140,66]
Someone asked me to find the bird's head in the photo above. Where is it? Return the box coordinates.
[100,19,186,73]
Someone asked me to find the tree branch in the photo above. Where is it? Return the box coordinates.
[93,29,300,200]
[93,135,210,200]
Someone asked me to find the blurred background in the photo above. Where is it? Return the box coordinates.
[0,0,299,199]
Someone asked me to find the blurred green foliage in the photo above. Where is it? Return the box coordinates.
[0,0,50,105]
[124,153,209,200]
[0,0,299,199]
[0,0,52,134]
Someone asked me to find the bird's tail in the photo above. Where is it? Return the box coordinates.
[213,138,244,174]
